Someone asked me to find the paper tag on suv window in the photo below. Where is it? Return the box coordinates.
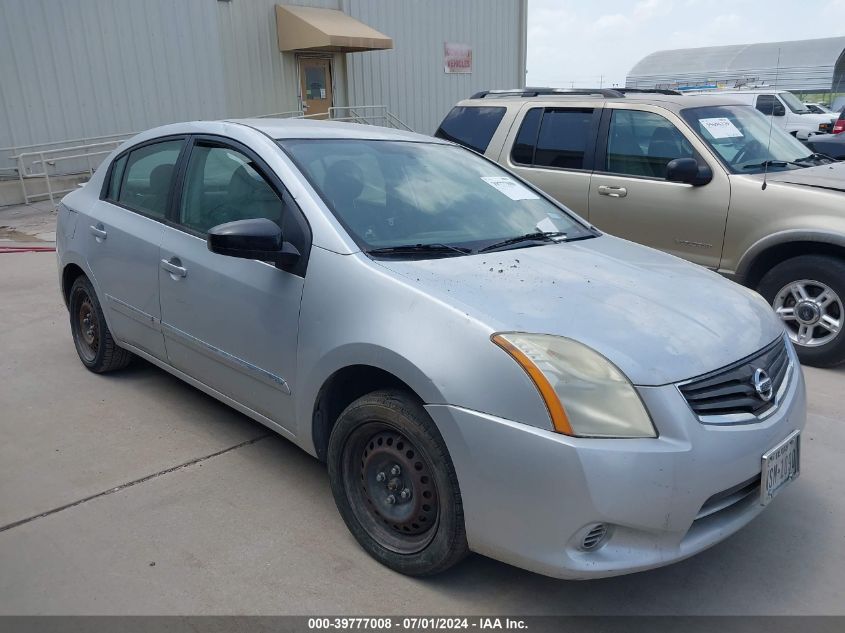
[481,176,540,200]
[700,117,744,139]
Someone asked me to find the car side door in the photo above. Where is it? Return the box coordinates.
[158,136,311,435]
[588,105,729,268]
[498,104,601,218]
[83,137,186,360]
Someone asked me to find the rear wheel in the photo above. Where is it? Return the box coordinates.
[327,389,468,576]
[68,276,133,373]
[757,255,845,367]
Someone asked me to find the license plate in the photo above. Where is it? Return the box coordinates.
[760,430,800,506]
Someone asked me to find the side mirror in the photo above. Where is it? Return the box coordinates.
[208,218,300,268]
[666,158,712,186]
[773,103,786,117]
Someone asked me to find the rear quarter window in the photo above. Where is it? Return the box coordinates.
[435,106,506,154]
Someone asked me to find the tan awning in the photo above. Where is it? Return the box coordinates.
[275,5,393,53]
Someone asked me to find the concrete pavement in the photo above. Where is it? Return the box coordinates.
[1,252,844,615]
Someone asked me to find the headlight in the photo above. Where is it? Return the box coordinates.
[492,333,656,438]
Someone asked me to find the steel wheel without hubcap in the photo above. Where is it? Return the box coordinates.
[341,422,439,554]
[773,279,843,348]
[76,294,100,362]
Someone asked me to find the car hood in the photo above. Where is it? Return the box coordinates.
[764,161,845,192]
[375,235,782,386]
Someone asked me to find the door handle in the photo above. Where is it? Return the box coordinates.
[89,224,107,240]
[597,185,628,198]
[160,258,187,278]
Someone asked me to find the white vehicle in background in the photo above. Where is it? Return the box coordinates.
[804,102,834,115]
[693,90,835,139]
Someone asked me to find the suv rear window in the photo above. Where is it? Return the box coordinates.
[435,106,506,154]
[511,107,595,170]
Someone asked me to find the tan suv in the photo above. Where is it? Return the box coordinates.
[436,88,845,366]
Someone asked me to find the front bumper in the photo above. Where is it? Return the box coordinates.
[425,347,806,579]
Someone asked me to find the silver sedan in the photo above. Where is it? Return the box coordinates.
[56,119,805,578]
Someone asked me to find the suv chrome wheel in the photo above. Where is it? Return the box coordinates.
[773,279,843,348]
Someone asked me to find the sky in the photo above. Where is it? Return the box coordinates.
[526,0,845,88]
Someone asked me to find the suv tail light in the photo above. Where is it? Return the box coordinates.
[833,115,845,134]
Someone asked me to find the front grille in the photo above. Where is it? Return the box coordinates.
[695,475,760,521]
[678,337,790,420]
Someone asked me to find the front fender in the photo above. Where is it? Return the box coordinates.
[734,229,845,282]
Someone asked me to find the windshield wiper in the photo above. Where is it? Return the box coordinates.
[742,160,802,170]
[794,153,835,164]
[479,231,567,253]
[365,243,471,258]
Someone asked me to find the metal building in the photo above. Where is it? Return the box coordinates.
[626,36,845,94]
[0,0,527,204]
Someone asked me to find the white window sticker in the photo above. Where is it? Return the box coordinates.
[481,176,540,201]
[700,117,744,139]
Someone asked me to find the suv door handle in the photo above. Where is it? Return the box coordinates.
[161,257,187,278]
[89,224,107,240]
[597,185,627,198]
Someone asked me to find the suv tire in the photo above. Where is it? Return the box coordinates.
[757,255,845,367]
[327,389,469,576]
[69,276,133,373]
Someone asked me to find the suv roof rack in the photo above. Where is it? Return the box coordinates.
[615,88,683,96]
[470,87,624,99]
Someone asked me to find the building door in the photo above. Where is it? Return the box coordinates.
[299,57,333,118]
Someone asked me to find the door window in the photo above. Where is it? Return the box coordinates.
[606,110,695,178]
[117,140,183,218]
[105,154,128,201]
[755,95,778,116]
[179,144,288,234]
[510,107,542,165]
[533,108,594,170]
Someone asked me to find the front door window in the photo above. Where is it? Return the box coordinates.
[606,109,696,178]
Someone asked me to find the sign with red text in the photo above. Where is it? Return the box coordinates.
[444,42,472,74]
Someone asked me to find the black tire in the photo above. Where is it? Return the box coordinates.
[327,389,468,576]
[68,276,133,373]
[757,255,845,368]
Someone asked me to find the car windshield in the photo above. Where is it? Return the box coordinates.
[780,91,810,114]
[681,105,816,174]
[280,139,594,256]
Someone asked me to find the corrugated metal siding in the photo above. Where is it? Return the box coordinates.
[626,37,845,92]
[0,0,227,150]
[215,0,348,118]
[0,0,526,152]
[345,0,524,134]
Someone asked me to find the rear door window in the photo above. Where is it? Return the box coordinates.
[533,108,594,170]
[117,140,184,218]
[510,107,542,165]
[104,154,128,201]
[435,106,506,154]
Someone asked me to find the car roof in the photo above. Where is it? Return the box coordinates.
[457,92,747,112]
[227,118,439,143]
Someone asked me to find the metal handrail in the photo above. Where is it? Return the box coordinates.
[14,139,126,204]
[253,109,305,119]
[7,105,413,205]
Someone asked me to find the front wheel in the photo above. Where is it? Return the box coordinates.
[327,390,468,576]
[757,255,845,367]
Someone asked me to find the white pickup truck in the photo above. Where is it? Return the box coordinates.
[695,90,836,140]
